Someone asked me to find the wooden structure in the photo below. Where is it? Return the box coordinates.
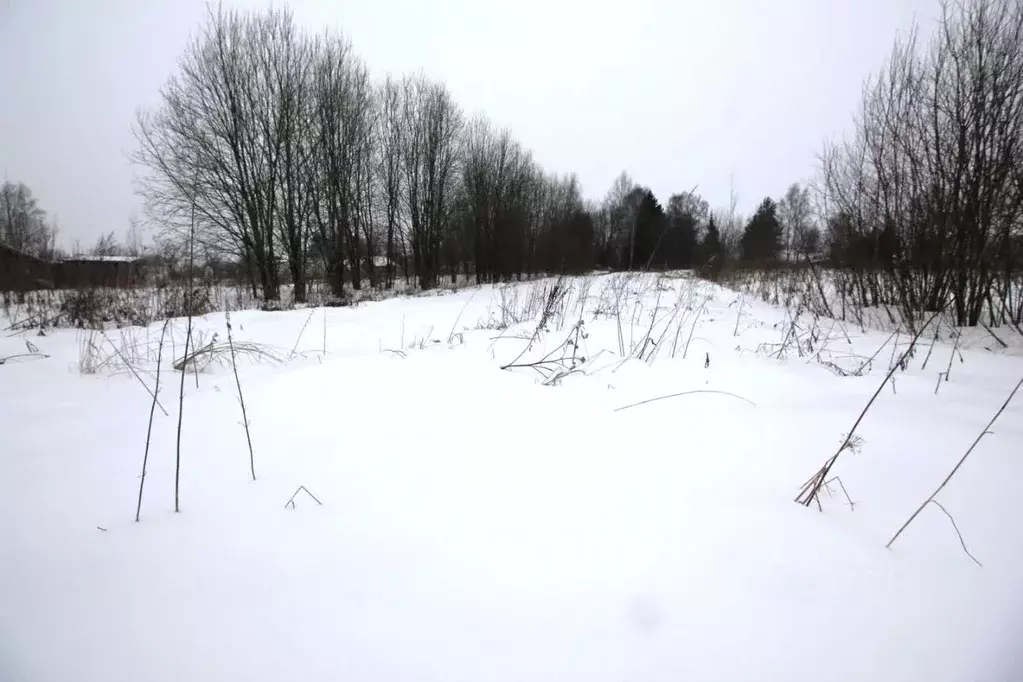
[56,255,142,289]
[0,246,144,291]
[0,244,55,291]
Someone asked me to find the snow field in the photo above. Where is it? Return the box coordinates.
[2,272,1022,682]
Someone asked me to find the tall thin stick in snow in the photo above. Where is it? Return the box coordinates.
[796,309,942,508]
[226,311,256,481]
[135,319,170,522]
[887,376,1022,558]
[174,169,198,514]
[289,308,316,360]
[683,298,708,360]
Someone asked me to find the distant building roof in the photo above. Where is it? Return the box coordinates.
[63,255,141,263]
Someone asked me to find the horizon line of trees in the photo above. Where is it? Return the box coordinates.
[6,0,1020,328]
[130,5,829,304]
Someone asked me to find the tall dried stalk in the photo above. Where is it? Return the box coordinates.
[226,311,256,481]
[289,308,316,360]
[796,310,943,509]
[174,169,198,513]
[135,319,171,522]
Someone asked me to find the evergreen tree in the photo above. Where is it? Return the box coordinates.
[632,189,667,268]
[741,197,783,264]
[701,215,723,265]
[665,192,705,268]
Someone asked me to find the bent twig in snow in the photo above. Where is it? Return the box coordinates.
[285,486,322,509]
[615,390,756,412]
[929,500,982,567]
[0,352,50,365]
[887,375,1022,563]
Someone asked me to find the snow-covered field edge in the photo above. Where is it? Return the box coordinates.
[2,271,1022,682]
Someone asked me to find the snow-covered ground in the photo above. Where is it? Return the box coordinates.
[2,272,1022,682]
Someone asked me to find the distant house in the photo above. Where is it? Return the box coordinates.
[55,255,143,289]
[0,244,55,291]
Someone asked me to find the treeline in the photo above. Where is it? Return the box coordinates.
[818,0,1023,327]
[129,0,1023,329]
[134,6,581,301]
[133,6,825,303]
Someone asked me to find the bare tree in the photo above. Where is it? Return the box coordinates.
[92,232,121,257]
[310,32,373,295]
[820,0,1023,327]
[778,183,814,260]
[0,181,53,256]
[398,73,463,290]
[271,22,317,302]
[376,75,404,287]
[134,6,305,301]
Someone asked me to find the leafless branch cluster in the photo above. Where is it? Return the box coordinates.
[132,7,601,305]
[816,0,1023,329]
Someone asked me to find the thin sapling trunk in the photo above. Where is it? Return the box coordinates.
[226,310,256,481]
[135,319,171,522]
[175,169,198,514]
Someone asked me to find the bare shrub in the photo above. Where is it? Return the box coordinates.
[60,289,151,329]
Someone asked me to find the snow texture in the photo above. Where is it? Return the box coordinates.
[2,272,1022,682]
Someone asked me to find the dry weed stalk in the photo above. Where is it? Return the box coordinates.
[135,319,171,522]
[285,486,322,509]
[887,376,1022,565]
[175,166,198,514]
[289,308,316,360]
[502,319,588,385]
[682,298,710,360]
[102,330,170,416]
[796,310,943,509]
[615,389,756,412]
[936,329,964,393]
[226,311,256,481]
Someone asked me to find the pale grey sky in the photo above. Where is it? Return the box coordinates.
[1,0,940,249]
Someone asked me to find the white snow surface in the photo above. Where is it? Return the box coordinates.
[2,273,1022,682]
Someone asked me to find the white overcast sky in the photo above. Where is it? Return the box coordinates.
[1,0,941,248]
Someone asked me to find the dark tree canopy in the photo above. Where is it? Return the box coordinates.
[741,198,783,264]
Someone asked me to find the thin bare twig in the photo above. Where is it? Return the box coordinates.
[448,292,477,343]
[887,376,1022,558]
[289,308,316,360]
[823,476,855,510]
[175,165,198,514]
[980,322,1008,349]
[285,485,322,509]
[226,311,256,481]
[135,319,170,522]
[797,309,943,508]
[683,298,709,360]
[615,389,756,412]
[0,352,50,364]
[102,331,169,416]
[929,500,983,567]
